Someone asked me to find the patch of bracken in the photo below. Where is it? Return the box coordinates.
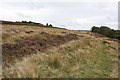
[108,46,117,50]
[94,33,106,38]
[106,38,120,43]
[94,33,120,43]
[2,32,78,67]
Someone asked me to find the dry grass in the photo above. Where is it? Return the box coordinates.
[2,24,94,43]
[2,24,72,43]
[2,37,118,78]
[2,24,118,78]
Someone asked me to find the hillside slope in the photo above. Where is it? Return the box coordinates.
[2,23,119,78]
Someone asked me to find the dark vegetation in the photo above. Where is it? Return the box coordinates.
[1,20,53,27]
[91,26,120,40]
[2,32,78,67]
[46,23,53,27]
[1,20,67,30]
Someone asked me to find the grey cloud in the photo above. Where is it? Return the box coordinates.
[16,13,30,18]
[0,1,118,30]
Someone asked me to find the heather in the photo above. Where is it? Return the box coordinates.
[2,32,78,67]
[2,23,119,78]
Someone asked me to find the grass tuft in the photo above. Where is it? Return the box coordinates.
[48,54,62,69]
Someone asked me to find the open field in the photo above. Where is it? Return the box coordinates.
[2,24,119,78]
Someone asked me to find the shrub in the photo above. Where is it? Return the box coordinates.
[99,26,110,35]
[49,24,53,27]
[91,26,119,39]
[106,29,117,38]
[91,26,100,33]
[46,23,49,26]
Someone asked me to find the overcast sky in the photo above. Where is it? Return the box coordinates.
[0,0,119,30]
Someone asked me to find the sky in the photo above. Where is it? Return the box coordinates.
[0,0,119,30]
